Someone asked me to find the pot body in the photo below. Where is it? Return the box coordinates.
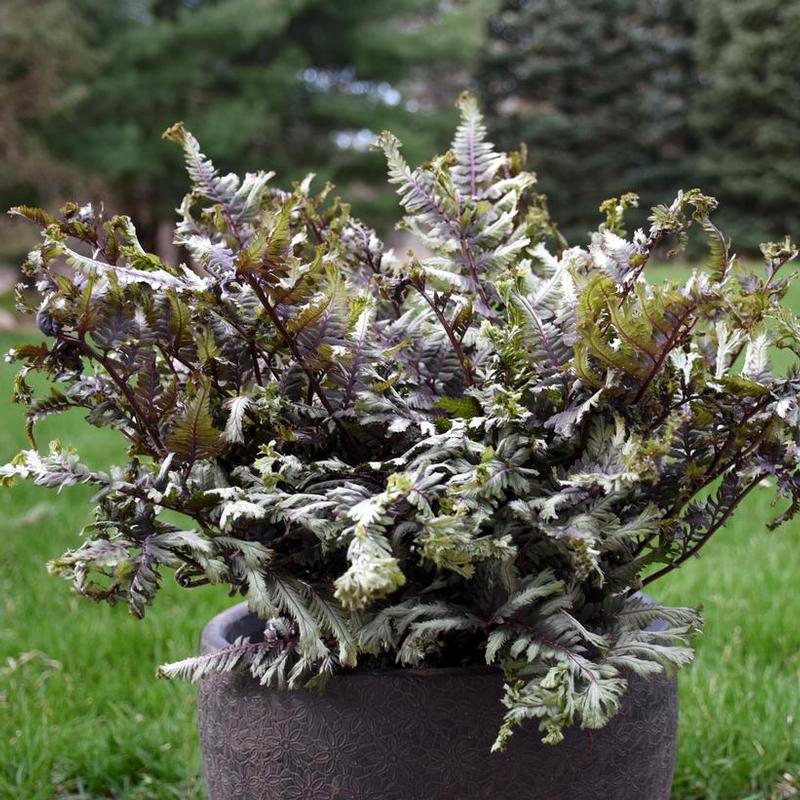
[197,602,678,800]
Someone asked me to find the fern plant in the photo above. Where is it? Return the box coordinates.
[4,94,799,748]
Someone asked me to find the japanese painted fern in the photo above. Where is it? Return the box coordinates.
[4,94,799,747]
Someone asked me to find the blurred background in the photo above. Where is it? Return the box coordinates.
[2,0,799,271]
[2,2,800,799]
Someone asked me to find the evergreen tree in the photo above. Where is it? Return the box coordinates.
[41,0,495,247]
[0,0,92,258]
[692,0,800,250]
[477,0,696,243]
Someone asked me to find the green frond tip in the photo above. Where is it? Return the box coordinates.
[598,193,639,235]
[374,131,409,182]
[761,237,799,272]
[161,121,187,145]
[456,90,480,118]
[373,130,397,154]
[8,205,59,227]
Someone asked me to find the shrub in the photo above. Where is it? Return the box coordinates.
[3,95,799,747]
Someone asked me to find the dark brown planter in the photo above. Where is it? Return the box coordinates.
[197,602,678,800]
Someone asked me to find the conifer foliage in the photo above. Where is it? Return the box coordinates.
[477,0,696,242]
[692,0,800,249]
[4,95,800,747]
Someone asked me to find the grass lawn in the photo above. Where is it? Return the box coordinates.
[1,263,799,799]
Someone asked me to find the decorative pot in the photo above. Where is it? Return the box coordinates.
[197,602,678,800]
